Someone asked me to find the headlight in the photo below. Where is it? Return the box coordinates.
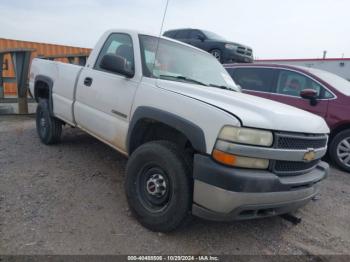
[218,126,273,147]
[213,126,272,169]
[225,43,238,50]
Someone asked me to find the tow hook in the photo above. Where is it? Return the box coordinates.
[280,213,302,225]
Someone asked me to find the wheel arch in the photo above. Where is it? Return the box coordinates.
[329,122,350,142]
[127,106,207,155]
[34,75,54,115]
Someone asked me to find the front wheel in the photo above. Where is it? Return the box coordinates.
[125,141,192,232]
[210,49,222,63]
[329,129,350,172]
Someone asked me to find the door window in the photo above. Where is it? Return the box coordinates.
[94,33,134,73]
[163,31,176,38]
[189,30,205,40]
[175,30,190,39]
[276,70,330,98]
[228,68,275,92]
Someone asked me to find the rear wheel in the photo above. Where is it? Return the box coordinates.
[36,99,62,145]
[330,129,350,172]
[125,141,192,232]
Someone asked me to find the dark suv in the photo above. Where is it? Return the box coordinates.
[163,28,253,64]
[225,63,350,172]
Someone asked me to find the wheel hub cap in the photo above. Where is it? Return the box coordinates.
[146,174,166,197]
[337,138,350,167]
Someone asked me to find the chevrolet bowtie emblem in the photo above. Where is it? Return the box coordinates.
[303,149,316,162]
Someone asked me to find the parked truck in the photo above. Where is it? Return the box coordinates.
[163,28,253,64]
[29,29,330,232]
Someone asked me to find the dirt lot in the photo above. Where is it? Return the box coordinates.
[0,115,349,255]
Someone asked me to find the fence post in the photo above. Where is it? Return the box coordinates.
[0,54,4,98]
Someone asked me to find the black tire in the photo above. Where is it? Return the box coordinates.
[329,129,350,172]
[36,99,62,145]
[210,49,222,63]
[125,141,192,232]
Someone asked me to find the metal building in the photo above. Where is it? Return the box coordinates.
[256,58,350,81]
[0,38,91,96]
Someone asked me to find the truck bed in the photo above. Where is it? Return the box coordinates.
[29,58,83,124]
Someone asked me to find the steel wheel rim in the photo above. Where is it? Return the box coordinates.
[337,137,350,167]
[137,165,171,213]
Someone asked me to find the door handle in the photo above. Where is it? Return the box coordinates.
[84,77,93,86]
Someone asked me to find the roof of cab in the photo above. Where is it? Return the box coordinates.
[103,29,212,56]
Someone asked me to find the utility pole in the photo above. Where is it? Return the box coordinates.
[323,50,327,59]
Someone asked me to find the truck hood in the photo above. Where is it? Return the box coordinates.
[156,80,329,134]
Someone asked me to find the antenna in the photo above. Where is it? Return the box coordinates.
[152,0,170,76]
[159,0,170,37]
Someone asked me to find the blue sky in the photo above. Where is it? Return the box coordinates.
[0,0,349,59]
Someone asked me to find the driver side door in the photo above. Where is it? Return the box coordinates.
[187,30,207,50]
[74,33,139,152]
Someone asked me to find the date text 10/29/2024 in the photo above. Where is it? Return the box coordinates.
[127,256,219,261]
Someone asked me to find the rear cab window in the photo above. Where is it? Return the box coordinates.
[189,30,205,40]
[163,31,176,38]
[174,30,190,39]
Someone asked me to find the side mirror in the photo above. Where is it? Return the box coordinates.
[100,54,134,78]
[300,89,318,106]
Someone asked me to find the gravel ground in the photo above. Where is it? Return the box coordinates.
[0,115,349,255]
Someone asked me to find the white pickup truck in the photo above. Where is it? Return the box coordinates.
[29,29,330,232]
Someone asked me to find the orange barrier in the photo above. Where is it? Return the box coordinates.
[0,38,91,96]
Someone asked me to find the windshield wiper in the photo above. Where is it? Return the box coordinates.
[208,83,236,91]
[159,75,237,91]
[159,75,208,86]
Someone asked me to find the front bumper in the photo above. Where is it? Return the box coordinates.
[192,154,329,221]
[222,49,253,63]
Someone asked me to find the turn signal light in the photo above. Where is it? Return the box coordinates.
[212,149,237,166]
[212,149,269,169]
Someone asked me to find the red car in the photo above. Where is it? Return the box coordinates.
[225,63,350,172]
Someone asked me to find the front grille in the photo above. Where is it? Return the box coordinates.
[236,46,252,56]
[271,133,327,176]
[276,133,327,150]
[273,160,320,176]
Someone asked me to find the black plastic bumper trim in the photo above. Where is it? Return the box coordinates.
[193,154,329,193]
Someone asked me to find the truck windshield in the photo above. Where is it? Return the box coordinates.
[139,35,238,91]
